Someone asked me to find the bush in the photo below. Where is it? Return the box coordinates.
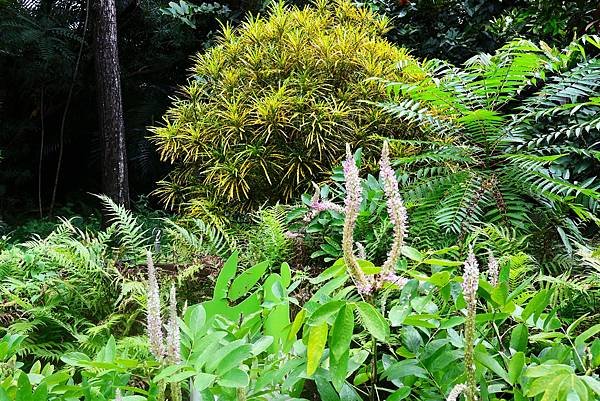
[151,0,418,213]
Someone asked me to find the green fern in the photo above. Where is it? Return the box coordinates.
[378,36,600,254]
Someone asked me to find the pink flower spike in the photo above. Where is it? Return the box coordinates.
[340,143,371,294]
[379,141,408,276]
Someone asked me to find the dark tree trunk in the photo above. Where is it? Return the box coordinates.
[93,0,130,208]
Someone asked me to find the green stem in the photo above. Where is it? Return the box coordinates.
[370,335,377,401]
[464,305,477,401]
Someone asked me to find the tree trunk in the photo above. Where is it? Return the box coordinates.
[94,0,130,208]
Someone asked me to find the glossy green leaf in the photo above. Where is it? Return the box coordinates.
[307,322,328,376]
[228,261,269,301]
[575,324,600,348]
[510,323,529,352]
[330,305,354,360]
[213,251,238,300]
[218,368,249,388]
[521,289,550,322]
[193,373,216,392]
[474,348,509,383]
[508,352,525,385]
[355,301,389,342]
[387,387,411,401]
[308,301,345,326]
[401,246,423,262]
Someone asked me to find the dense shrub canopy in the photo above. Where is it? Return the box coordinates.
[151,0,418,213]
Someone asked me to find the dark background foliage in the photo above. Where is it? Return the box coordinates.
[0,0,598,225]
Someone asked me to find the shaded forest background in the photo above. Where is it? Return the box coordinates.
[1,0,598,225]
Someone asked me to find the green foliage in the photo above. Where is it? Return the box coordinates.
[378,37,600,254]
[151,0,418,212]
[0,195,233,361]
[358,0,599,65]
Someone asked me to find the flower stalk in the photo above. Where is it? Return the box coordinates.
[379,141,408,277]
[146,251,164,360]
[447,383,467,401]
[487,251,499,287]
[461,247,479,401]
[341,144,373,295]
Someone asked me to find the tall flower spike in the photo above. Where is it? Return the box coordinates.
[341,144,372,295]
[487,251,499,287]
[461,247,479,401]
[146,251,164,360]
[379,140,409,281]
[461,247,479,306]
[166,283,181,364]
[447,384,467,401]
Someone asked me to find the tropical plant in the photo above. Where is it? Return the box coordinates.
[151,0,419,213]
[288,143,600,401]
[0,195,233,361]
[376,36,600,257]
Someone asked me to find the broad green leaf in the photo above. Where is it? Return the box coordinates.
[357,259,380,275]
[582,376,600,396]
[330,349,349,392]
[154,365,183,382]
[311,261,345,284]
[330,305,354,360]
[164,370,196,383]
[251,336,274,356]
[355,302,389,342]
[31,382,47,401]
[423,259,462,267]
[521,289,550,322]
[213,252,238,300]
[316,376,340,401]
[218,368,249,388]
[575,324,600,348]
[439,316,465,329]
[401,246,423,262]
[308,301,345,326]
[280,262,292,287]
[204,339,245,373]
[508,352,525,385]
[215,344,253,375]
[228,261,269,301]
[16,372,32,401]
[531,374,565,400]
[285,309,306,351]
[193,373,216,392]
[184,304,206,334]
[383,359,428,380]
[387,387,411,401]
[60,352,90,366]
[389,304,410,327]
[526,363,573,378]
[307,322,328,376]
[510,324,529,352]
[403,314,439,328]
[427,271,452,286]
[474,348,509,383]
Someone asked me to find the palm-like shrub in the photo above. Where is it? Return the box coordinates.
[379,37,600,253]
[151,0,418,213]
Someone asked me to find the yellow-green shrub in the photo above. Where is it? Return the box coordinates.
[151,0,418,213]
